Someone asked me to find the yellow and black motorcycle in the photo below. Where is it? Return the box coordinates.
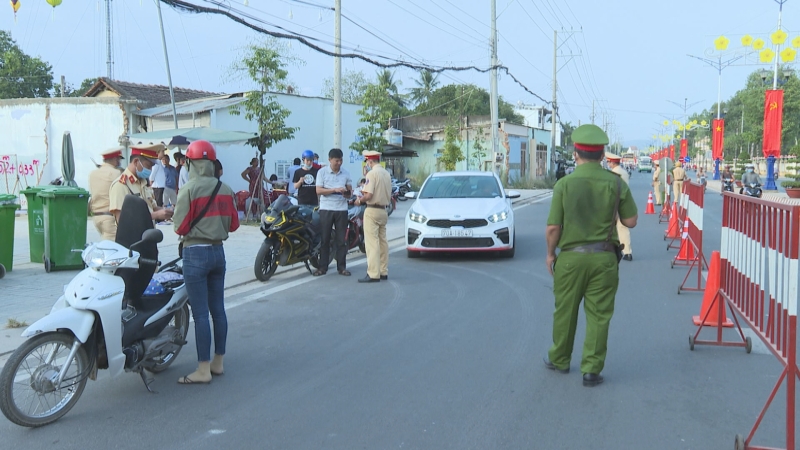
[254,195,323,282]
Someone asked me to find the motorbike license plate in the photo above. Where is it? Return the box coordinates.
[442,229,473,237]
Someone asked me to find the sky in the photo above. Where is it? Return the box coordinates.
[1,0,798,149]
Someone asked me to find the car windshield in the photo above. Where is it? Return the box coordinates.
[419,175,502,199]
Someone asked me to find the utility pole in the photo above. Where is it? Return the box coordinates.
[489,0,499,172]
[155,0,178,129]
[60,75,65,98]
[550,29,557,173]
[333,0,342,150]
[106,0,113,79]
[590,99,595,125]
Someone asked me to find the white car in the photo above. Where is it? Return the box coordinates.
[404,171,520,258]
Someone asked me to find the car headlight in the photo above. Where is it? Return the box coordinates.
[487,210,509,223]
[408,209,427,224]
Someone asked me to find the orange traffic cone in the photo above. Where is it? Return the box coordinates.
[664,203,680,239]
[675,219,695,261]
[645,192,655,214]
[693,251,733,327]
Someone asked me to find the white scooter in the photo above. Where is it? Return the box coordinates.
[0,196,190,427]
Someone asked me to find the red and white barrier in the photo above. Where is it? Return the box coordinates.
[692,192,799,450]
[675,182,707,292]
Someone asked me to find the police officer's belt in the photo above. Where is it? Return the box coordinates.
[367,204,387,208]
[675,179,684,181]
[94,212,113,216]
[561,242,616,254]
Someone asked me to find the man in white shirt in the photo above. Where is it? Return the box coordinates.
[149,147,167,206]
[175,152,189,189]
[314,148,352,277]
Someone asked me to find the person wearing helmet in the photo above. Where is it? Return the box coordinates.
[109,146,173,225]
[739,163,762,194]
[292,150,319,206]
[173,140,240,385]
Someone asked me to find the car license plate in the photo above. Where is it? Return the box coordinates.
[442,229,473,237]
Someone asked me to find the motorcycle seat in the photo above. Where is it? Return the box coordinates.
[142,272,184,297]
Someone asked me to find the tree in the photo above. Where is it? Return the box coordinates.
[468,127,488,170]
[440,119,465,171]
[0,30,53,99]
[350,82,395,154]
[53,77,98,98]
[320,69,369,103]
[409,69,439,106]
[229,40,299,156]
[414,84,525,125]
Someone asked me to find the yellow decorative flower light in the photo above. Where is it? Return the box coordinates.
[691,120,698,126]
[700,120,708,127]
[771,29,788,46]
[741,35,754,47]
[760,48,776,63]
[672,120,681,127]
[678,124,685,131]
[781,47,797,62]
[793,36,800,48]
[663,120,669,126]
[753,38,766,50]
[652,134,657,140]
[714,35,730,51]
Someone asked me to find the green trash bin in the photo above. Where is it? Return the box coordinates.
[38,187,90,272]
[20,186,47,263]
[0,194,20,279]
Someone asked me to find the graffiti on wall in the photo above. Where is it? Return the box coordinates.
[0,154,46,203]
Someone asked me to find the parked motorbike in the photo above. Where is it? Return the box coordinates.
[388,186,399,216]
[254,194,322,282]
[0,196,190,427]
[742,182,763,198]
[393,178,412,201]
[722,178,734,192]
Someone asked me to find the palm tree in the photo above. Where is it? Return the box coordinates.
[377,68,405,108]
[409,70,440,106]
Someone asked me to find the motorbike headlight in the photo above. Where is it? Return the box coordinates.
[83,247,126,269]
[409,209,427,224]
[487,209,509,223]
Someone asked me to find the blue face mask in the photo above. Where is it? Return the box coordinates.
[746,168,754,173]
[136,161,152,179]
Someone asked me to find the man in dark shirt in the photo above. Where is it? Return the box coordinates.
[293,153,319,206]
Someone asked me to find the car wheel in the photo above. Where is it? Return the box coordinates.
[407,249,421,259]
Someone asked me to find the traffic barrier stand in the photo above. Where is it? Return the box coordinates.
[658,192,671,224]
[677,182,708,292]
[672,219,695,266]
[692,251,733,327]
[645,191,655,214]
[665,203,681,246]
[667,184,690,248]
[689,192,800,450]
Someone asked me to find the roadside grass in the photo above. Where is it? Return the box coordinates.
[508,175,557,190]
[6,318,28,329]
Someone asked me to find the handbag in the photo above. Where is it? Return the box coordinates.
[605,177,624,263]
[178,181,222,258]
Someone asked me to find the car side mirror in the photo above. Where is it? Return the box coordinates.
[506,190,521,199]
[404,192,417,199]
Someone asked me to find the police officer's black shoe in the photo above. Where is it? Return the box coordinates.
[582,373,604,387]
[622,254,633,261]
[358,275,380,283]
[543,357,569,374]
[380,275,388,280]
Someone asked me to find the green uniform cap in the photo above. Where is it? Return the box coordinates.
[572,124,609,151]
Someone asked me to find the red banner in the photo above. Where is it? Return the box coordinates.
[763,89,784,157]
[669,145,675,160]
[712,119,724,160]
[680,139,687,159]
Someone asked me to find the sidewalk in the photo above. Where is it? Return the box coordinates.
[706,178,796,201]
[0,189,551,357]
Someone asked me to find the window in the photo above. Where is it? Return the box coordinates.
[275,160,290,180]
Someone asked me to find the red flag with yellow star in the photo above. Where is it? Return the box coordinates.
[680,139,687,159]
[669,144,675,160]
[712,119,724,160]
[763,89,783,157]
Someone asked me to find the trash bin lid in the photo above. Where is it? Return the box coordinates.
[0,194,19,207]
[20,186,49,195]
[37,187,90,198]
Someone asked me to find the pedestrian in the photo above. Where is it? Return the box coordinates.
[312,153,322,169]
[355,150,392,283]
[605,152,633,261]
[149,147,167,207]
[672,160,686,204]
[314,148,352,277]
[652,160,662,205]
[88,147,123,241]
[241,157,267,214]
[544,124,638,387]
[161,153,178,207]
[292,150,319,206]
[286,157,302,196]
[173,140,239,384]
[109,147,173,226]
[176,152,189,190]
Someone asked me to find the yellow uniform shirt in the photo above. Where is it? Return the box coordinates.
[672,167,686,182]
[109,168,156,215]
[362,164,392,206]
[88,163,121,214]
[611,165,630,185]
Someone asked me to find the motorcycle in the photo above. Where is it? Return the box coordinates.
[742,182,763,198]
[722,178,734,193]
[254,194,323,282]
[388,186,399,217]
[0,195,190,427]
[393,179,412,201]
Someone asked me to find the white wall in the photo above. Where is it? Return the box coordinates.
[0,99,126,206]
[209,93,363,193]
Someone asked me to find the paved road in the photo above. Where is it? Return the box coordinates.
[0,175,787,449]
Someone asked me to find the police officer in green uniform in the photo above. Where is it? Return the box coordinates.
[543,124,638,387]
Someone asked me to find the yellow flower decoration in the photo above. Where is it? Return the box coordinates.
[714,35,730,51]
[760,48,776,63]
[672,120,681,127]
[652,134,657,140]
[793,36,800,48]
[771,29,788,46]
[700,120,708,127]
[781,47,797,62]
[691,120,698,126]
[753,38,766,50]
[663,120,669,126]
[678,124,685,131]
[741,35,754,47]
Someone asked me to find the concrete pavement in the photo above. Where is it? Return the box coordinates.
[0,189,551,360]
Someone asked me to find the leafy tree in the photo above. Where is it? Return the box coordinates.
[229,40,299,156]
[414,84,525,125]
[377,68,404,106]
[0,30,53,99]
[53,77,98,98]
[561,121,575,148]
[409,69,439,106]
[320,69,369,103]
[350,82,395,154]
[468,127,487,170]
[440,119,465,171]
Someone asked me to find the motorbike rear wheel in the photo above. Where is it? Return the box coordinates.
[0,332,89,427]
[398,187,409,201]
[254,238,280,282]
[145,303,190,373]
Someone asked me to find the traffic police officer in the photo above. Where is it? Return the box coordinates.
[605,152,633,261]
[109,146,173,225]
[652,160,662,205]
[672,160,686,204]
[544,124,638,387]
[89,147,123,240]
[355,150,392,283]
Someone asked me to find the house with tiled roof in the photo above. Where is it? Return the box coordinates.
[83,77,220,109]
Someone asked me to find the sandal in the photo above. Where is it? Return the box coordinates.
[313,270,327,276]
[178,375,211,385]
[338,269,351,276]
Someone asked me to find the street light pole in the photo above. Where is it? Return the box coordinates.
[764,0,787,190]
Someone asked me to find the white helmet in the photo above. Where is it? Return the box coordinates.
[745,163,755,169]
